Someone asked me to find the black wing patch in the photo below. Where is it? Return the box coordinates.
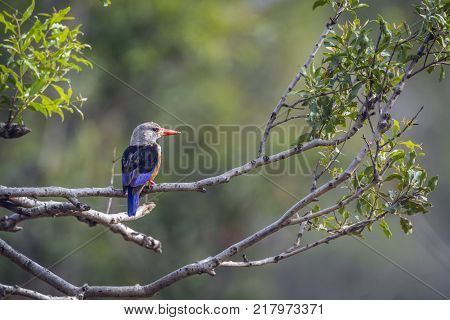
[121,144,159,188]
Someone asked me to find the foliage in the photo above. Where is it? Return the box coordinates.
[313,0,368,11]
[293,0,448,141]
[0,0,91,129]
[289,0,448,238]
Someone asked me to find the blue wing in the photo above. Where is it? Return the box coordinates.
[121,145,160,189]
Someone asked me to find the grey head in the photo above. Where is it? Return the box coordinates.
[130,122,179,146]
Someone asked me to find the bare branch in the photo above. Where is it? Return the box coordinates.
[311,137,349,191]
[0,124,362,200]
[0,139,371,298]
[407,56,449,79]
[221,213,387,268]
[0,199,160,252]
[380,105,424,149]
[294,219,307,246]
[0,122,32,139]
[0,283,74,300]
[269,114,308,129]
[106,147,117,215]
[0,237,80,296]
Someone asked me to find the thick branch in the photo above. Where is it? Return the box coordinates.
[0,123,32,139]
[0,143,367,298]
[0,199,161,252]
[0,125,361,200]
[83,136,373,297]
[0,283,73,300]
[0,237,80,296]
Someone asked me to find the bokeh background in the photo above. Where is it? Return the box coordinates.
[0,0,449,299]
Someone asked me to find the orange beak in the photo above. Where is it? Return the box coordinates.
[160,128,180,136]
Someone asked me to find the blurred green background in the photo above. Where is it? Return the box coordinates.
[0,0,449,299]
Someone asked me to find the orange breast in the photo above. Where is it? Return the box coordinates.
[150,148,161,181]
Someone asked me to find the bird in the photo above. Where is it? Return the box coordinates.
[121,122,179,216]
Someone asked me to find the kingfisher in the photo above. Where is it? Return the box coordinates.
[121,122,179,216]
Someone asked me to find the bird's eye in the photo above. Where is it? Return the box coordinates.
[152,128,159,132]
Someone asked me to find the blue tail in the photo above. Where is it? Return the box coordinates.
[127,186,140,217]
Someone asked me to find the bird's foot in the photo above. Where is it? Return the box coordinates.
[148,180,157,187]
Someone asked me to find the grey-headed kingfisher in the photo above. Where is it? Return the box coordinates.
[121,122,179,216]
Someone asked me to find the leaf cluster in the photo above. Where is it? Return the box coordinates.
[290,0,448,143]
[309,119,438,239]
[299,0,448,240]
[0,0,91,126]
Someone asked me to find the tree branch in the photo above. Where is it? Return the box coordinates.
[0,283,73,300]
[0,237,80,296]
[0,123,361,200]
[257,3,345,156]
[221,213,387,268]
[0,122,32,139]
[378,32,434,133]
[0,198,161,252]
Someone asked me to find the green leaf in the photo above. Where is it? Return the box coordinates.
[402,198,428,215]
[389,149,405,162]
[313,0,328,10]
[407,150,416,168]
[59,27,70,43]
[22,59,40,77]
[354,3,369,9]
[400,217,413,235]
[342,210,349,221]
[0,12,16,33]
[28,78,46,96]
[400,140,422,151]
[49,7,71,25]
[70,55,93,68]
[22,0,35,23]
[385,173,403,182]
[349,82,363,101]
[52,84,69,103]
[40,95,65,121]
[392,119,400,136]
[427,176,438,191]
[379,219,392,238]
[29,101,49,117]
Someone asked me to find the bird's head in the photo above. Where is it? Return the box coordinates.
[130,122,179,146]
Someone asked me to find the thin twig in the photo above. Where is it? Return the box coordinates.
[258,3,345,156]
[106,147,117,215]
[221,213,387,268]
[270,114,307,129]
